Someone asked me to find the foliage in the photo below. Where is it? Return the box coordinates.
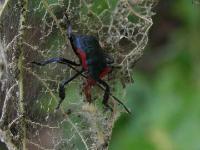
[110,0,200,149]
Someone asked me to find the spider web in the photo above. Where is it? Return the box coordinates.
[0,0,156,149]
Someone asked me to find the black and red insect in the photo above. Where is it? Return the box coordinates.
[32,14,130,114]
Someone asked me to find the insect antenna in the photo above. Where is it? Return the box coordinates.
[63,12,72,38]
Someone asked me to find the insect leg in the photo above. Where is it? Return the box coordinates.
[56,69,84,110]
[66,65,131,114]
[97,79,113,112]
[83,78,96,103]
[32,57,80,66]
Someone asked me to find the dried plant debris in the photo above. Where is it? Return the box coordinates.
[0,0,156,149]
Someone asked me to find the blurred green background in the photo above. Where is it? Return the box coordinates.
[110,0,200,150]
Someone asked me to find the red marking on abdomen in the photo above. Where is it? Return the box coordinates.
[99,67,111,79]
[76,48,88,70]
